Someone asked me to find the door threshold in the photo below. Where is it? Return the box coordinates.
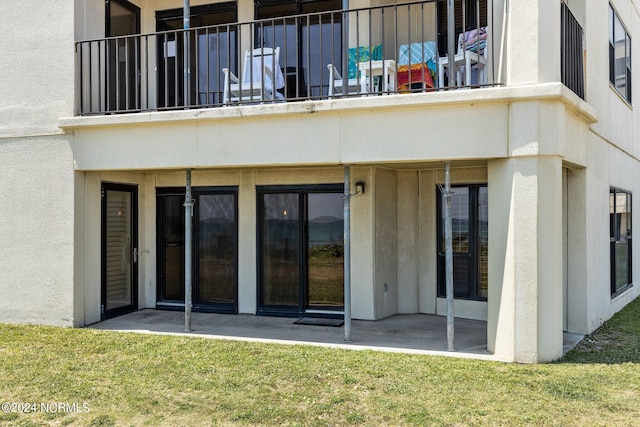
[305,309,344,315]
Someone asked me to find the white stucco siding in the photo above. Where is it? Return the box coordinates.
[373,167,398,319]
[0,0,75,137]
[397,171,419,314]
[0,137,75,326]
[67,98,511,171]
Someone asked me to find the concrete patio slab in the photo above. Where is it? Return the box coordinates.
[90,310,583,362]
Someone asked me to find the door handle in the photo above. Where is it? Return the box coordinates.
[133,247,139,263]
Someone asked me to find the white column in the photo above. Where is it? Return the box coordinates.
[488,155,564,363]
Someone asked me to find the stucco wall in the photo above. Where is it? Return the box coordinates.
[373,167,398,319]
[0,0,75,137]
[0,137,75,326]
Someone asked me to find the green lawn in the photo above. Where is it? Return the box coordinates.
[1,297,640,426]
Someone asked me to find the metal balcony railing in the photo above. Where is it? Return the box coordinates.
[76,0,495,116]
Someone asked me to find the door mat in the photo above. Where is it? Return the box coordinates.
[294,317,344,327]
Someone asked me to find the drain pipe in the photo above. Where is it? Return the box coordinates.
[184,169,194,332]
[343,166,353,343]
[444,162,454,351]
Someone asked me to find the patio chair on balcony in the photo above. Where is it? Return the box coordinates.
[222,47,285,104]
[438,27,488,88]
[327,45,383,97]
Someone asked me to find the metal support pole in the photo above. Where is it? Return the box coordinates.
[343,166,353,343]
[183,0,191,107]
[184,169,194,332]
[444,162,454,351]
[446,0,456,87]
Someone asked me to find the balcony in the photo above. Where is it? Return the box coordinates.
[76,0,495,116]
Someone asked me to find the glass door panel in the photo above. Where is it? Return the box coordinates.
[106,0,140,111]
[159,194,185,302]
[157,189,238,312]
[196,194,236,305]
[157,3,237,108]
[307,193,344,308]
[102,184,137,319]
[261,193,300,307]
[257,0,342,99]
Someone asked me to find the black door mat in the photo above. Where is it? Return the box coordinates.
[294,317,344,327]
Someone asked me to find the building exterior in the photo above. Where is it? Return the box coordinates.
[1,0,638,363]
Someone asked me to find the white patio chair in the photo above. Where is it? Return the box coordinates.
[222,47,285,104]
[438,27,488,88]
[327,64,362,97]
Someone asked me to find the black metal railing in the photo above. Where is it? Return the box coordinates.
[561,3,585,100]
[76,0,495,115]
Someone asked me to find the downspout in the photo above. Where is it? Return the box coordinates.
[343,166,353,343]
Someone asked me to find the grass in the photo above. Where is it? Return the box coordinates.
[1,298,639,426]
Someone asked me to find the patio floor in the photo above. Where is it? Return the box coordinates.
[90,309,584,362]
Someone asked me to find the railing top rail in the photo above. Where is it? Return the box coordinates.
[76,0,439,45]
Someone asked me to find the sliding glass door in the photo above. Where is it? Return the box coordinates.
[157,188,238,313]
[258,186,344,316]
[256,0,343,99]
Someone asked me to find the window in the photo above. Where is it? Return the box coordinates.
[561,3,584,99]
[610,188,632,297]
[609,4,632,103]
[437,184,488,300]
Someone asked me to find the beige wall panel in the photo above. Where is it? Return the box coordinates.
[418,170,437,314]
[374,168,398,319]
[487,158,516,359]
[155,170,240,187]
[350,167,376,319]
[0,137,75,326]
[255,168,344,185]
[341,105,509,164]
[397,171,419,314]
[563,110,588,167]
[1,1,74,137]
[436,298,487,322]
[238,170,257,314]
[565,167,589,334]
[74,172,87,326]
[140,173,156,309]
[609,98,634,156]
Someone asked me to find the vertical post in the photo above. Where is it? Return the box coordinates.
[343,166,353,343]
[183,0,191,107]
[444,162,454,351]
[447,0,456,87]
[184,169,194,332]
